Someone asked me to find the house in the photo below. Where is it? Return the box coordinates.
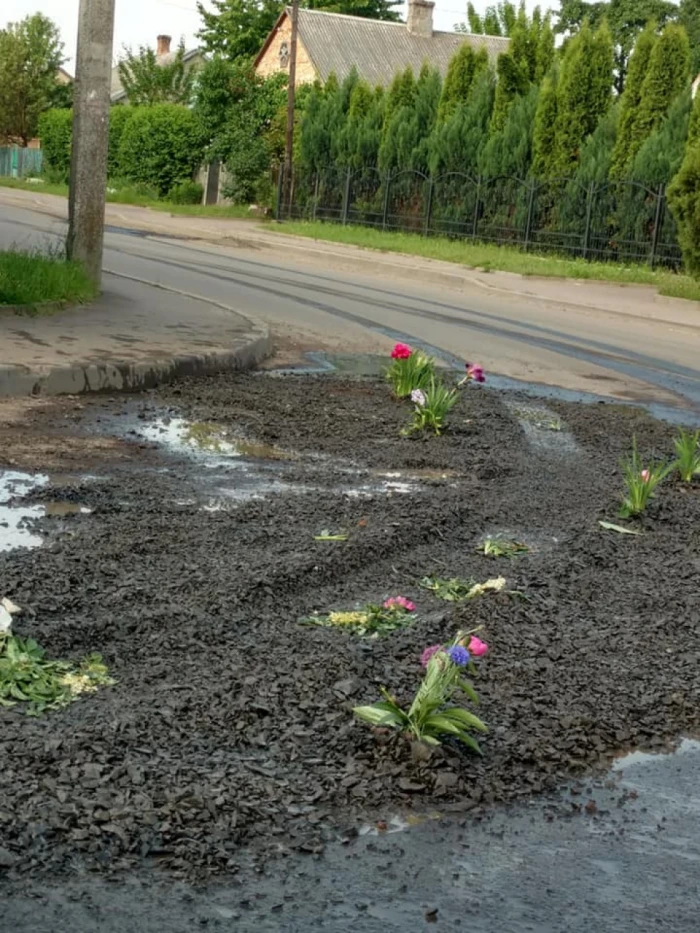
[110,34,205,103]
[254,0,509,87]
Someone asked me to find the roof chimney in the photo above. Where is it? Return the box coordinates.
[406,0,434,38]
[156,35,172,57]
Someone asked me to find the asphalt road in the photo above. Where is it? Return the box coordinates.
[2,199,700,416]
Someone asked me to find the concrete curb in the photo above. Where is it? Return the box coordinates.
[0,277,272,398]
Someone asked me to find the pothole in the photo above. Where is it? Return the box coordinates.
[137,417,294,463]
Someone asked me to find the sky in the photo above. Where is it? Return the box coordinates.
[4,0,546,70]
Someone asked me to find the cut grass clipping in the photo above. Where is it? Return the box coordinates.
[0,633,114,715]
[0,248,96,308]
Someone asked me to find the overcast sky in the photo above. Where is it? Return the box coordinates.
[4,0,547,70]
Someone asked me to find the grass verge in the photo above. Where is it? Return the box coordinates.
[274,221,700,302]
[0,176,252,219]
[0,248,96,308]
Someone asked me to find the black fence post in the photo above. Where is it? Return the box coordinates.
[649,184,665,270]
[341,167,352,225]
[471,175,481,240]
[423,177,434,238]
[381,173,391,231]
[312,172,319,222]
[275,164,284,221]
[582,181,595,260]
[523,180,536,252]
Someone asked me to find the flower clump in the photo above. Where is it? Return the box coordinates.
[303,596,417,637]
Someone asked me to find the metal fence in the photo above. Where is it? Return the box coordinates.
[277,165,683,270]
[0,146,43,178]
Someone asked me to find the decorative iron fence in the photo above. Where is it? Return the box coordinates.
[277,165,683,270]
[0,146,43,178]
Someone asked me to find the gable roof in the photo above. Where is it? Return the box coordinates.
[255,8,509,86]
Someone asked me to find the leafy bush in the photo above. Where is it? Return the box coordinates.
[38,107,73,180]
[118,104,206,197]
[169,180,204,204]
[107,105,134,178]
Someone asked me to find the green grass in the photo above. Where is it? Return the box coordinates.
[273,220,700,302]
[0,248,97,308]
[0,176,253,219]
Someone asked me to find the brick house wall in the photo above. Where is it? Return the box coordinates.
[255,16,318,86]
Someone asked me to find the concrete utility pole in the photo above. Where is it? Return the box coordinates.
[66,0,117,288]
[283,0,299,216]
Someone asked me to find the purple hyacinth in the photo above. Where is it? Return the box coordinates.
[447,645,470,667]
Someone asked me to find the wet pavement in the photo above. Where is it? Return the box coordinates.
[3,739,699,932]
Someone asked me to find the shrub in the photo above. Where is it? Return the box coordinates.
[117,104,206,197]
[668,143,700,277]
[107,105,134,178]
[169,180,204,204]
[38,108,73,181]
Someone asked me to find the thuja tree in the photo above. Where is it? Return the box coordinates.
[378,65,441,174]
[437,45,488,123]
[551,20,614,177]
[609,24,657,180]
[631,24,690,162]
[531,67,558,179]
[667,141,700,276]
[429,70,495,176]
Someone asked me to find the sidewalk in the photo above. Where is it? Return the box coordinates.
[1,187,698,330]
[0,271,270,397]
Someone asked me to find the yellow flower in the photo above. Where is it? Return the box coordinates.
[327,611,369,626]
[60,673,98,696]
[467,576,506,599]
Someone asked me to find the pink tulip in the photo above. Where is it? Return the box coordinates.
[468,636,489,657]
[641,469,650,483]
[391,343,412,360]
[383,596,416,612]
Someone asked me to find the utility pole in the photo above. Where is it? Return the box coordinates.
[283,0,299,217]
[66,0,117,288]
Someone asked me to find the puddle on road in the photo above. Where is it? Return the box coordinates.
[138,417,293,463]
[0,471,48,552]
[0,472,93,553]
[613,738,700,771]
[359,811,443,836]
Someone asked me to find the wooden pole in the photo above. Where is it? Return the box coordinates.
[283,0,299,216]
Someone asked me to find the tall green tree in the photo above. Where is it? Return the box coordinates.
[688,87,700,145]
[429,70,495,175]
[554,0,677,92]
[437,45,488,123]
[666,139,700,275]
[679,0,700,74]
[609,24,656,179]
[0,13,64,145]
[197,0,400,61]
[463,1,518,36]
[378,65,441,173]
[531,69,558,178]
[551,21,614,176]
[631,89,692,184]
[631,24,690,160]
[117,41,195,106]
[480,83,539,177]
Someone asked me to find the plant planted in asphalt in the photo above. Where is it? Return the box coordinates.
[479,537,529,558]
[620,437,673,518]
[353,631,489,752]
[385,343,436,398]
[302,596,416,637]
[673,428,700,483]
[457,362,486,386]
[0,633,114,715]
[420,575,506,601]
[404,380,459,436]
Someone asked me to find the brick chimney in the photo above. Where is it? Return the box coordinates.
[156,35,172,57]
[406,0,434,38]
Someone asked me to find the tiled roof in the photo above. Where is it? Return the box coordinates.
[281,8,509,85]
